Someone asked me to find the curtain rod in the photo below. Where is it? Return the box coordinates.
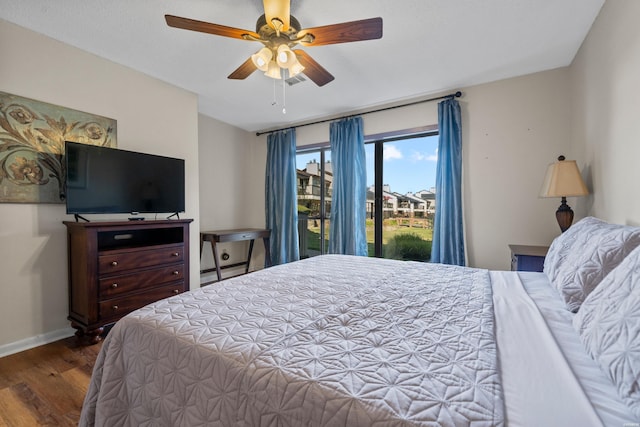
[255,91,462,137]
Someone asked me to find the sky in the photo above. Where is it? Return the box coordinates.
[366,134,439,194]
[296,134,439,195]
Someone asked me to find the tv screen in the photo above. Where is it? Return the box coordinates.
[64,141,185,215]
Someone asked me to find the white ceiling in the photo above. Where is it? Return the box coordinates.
[1,0,604,133]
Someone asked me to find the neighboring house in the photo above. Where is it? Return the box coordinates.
[297,160,333,215]
[366,186,434,218]
[397,192,429,217]
[299,165,432,219]
[415,189,436,214]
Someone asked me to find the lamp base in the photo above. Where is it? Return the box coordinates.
[556,197,574,233]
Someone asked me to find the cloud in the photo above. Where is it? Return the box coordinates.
[411,149,438,162]
[383,144,403,161]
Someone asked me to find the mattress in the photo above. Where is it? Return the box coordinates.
[79,255,636,426]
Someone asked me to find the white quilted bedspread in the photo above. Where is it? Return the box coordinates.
[80,255,504,427]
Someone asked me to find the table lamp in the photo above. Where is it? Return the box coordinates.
[540,155,589,232]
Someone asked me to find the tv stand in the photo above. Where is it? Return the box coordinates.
[64,219,193,344]
[167,212,181,220]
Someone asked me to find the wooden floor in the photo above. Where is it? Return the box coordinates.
[0,337,101,427]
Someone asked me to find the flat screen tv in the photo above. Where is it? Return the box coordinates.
[64,141,185,218]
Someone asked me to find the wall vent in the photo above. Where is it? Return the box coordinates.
[285,74,306,86]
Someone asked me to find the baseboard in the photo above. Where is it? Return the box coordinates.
[0,327,76,358]
[199,264,249,287]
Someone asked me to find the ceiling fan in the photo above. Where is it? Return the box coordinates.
[165,0,383,87]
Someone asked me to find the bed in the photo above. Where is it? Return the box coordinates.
[80,217,640,426]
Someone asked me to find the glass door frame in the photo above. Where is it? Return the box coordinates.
[296,144,331,256]
[367,127,439,258]
[295,124,438,258]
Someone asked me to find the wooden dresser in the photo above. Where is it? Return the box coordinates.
[64,219,192,343]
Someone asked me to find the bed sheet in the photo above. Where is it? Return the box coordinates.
[492,270,637,426]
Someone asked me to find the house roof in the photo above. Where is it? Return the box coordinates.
[0,0,604,132]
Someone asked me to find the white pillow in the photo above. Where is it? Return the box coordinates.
[573,245,640,419]
[550,220,640,312]
[543,217,604,283]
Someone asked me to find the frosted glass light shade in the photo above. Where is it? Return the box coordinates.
[251,47,272,72]
[288,61,305,77]
[264,60,281,79]
[276,45,296,68]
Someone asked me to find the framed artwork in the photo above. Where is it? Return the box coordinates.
[0,91,117,204]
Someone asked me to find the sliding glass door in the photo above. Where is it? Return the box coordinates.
[296,148,331,258]
[296,130,437,261]
[367,132,438,261]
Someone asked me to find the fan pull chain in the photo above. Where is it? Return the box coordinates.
[271,78,277,106]
[282,74,286,114]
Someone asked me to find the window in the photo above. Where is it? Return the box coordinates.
[296,128,438,261]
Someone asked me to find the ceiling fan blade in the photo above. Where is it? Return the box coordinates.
[298,17,383,46]
[228,57,258,80]
[295,50,334,87]
[263,0,290,31]
[165,15,260,40]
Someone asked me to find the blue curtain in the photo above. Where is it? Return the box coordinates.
[431,98,465,266]
[265,129,299,265]
[328,116,368,256]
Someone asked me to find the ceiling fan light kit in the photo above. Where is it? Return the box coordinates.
[165,0,383,87]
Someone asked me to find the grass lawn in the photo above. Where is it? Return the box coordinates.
[303,219,433,260]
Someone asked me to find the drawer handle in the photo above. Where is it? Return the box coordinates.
[110,261,118,267]
[172,289,179,295]
[172,252,180,257]
[111,283,118,289]
[172,270,180,275]
[112,305,119,310]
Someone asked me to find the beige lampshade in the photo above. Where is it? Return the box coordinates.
[539,158,589,198]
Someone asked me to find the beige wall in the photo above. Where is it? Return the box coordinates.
[0,19,200,353]
[198,114,267,280]
[462,69,573,269]
[570,0,640,226]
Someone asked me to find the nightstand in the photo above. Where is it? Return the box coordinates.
[509,244,549,272]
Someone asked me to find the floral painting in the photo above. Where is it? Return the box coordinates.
[0,91,117,204]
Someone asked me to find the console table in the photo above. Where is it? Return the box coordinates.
[200,228,271,283]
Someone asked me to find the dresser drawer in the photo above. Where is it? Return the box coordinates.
[98,245,184,274]
[99,264,184,298]
[99,281,184,321]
